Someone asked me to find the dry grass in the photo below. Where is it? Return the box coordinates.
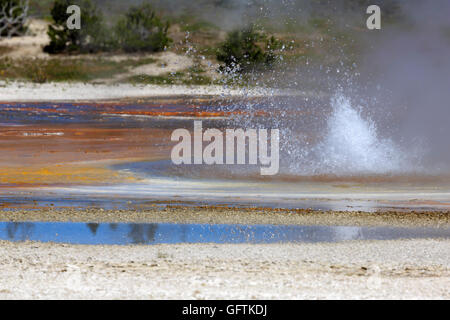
[0,57,157,83]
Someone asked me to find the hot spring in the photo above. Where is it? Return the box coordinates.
[2,91,448,212]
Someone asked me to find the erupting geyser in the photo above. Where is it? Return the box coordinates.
[313,94,406,175]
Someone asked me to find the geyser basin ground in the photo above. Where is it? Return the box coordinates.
[1,96,450,211]
[0,95,449,300]
[1,239,448,299]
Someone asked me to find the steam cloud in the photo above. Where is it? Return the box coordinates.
[359,0,450,172]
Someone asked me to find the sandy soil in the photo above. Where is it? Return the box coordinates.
[0,81,286,101]
[0,207,449,228]
[106,51,194,83]
[0,20,50,59]
[0,239,448,299]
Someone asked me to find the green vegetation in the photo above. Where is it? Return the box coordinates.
[29,0,54,20]
[0,57,156,83]
[44,0,171,54]
[44,0,108,53]
[115,3,171,53]
[127,72,213,86]
[216,25,280,73]
[175,14,219,33]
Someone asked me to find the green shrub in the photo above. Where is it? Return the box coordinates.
[0,0,28,38]
[44,1,171,54]
[115,3,171,53]
[43,0,109,54]
[216,25,279,73]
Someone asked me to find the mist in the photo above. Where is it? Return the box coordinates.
[357,0,450,172]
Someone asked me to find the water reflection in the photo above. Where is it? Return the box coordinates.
[0,222,448,245]
[127,223,158,244]
[6,222,35,241]
[86,223,100,235]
